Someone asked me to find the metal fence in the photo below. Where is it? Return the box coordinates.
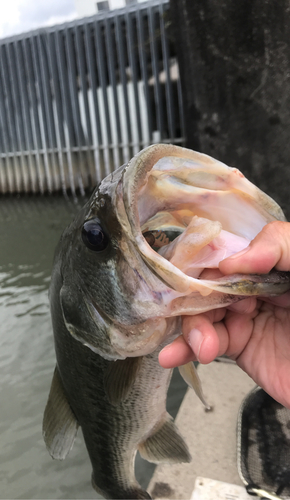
[0,0,184,195]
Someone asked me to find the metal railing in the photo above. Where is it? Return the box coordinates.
[0,0,184,195]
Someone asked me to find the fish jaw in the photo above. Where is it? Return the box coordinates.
[117,144,289,301]
[109,316,180,359]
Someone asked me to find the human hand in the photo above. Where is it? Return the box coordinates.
[159,221,290,409]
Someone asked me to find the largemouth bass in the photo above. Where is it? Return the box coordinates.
[43,144,290,499]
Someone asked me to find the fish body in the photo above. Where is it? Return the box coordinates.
[46,314,186,499]
[43,144,290,499]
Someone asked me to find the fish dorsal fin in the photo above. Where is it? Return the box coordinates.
[104,357,142,405]
[178,362,211,410]
[43,367,79,460]
[138,414,191,464]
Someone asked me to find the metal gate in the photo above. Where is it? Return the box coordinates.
[0,0,184,195]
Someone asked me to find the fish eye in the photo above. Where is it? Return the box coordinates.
[82,219,109,252]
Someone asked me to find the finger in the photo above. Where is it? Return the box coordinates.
[159,309,226,368]
[182,314,227,364]
[223,308,257,359]
[159,310,231,368]
[260,290,290,308]
[228,297,257,314]
[159,335,196,368]
[219,221,290,275]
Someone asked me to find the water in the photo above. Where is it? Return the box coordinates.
[0,195,187,499]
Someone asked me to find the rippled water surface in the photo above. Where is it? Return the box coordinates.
[0,195,187,499]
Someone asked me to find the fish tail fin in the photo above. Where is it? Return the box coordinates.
[92,474,151,499]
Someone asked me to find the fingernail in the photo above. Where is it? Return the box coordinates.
[226,245,250,260]
[160,343,172,353]
[188,328,203,361]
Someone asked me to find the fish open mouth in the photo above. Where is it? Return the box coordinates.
[119,144,289,298]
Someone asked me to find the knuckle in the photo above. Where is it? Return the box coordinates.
[263,220,288,238]
[262,221,290,270]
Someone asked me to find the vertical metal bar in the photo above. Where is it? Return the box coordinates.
[75,24,96,185]
[75,25,93,145]
[0,102,5,193]
[159,2,175,141]
[37,34,61,192]
[115,14,132,163]
[65,27,86,194]
[55,29,76,196]
[125,9,142,153]
[84,21,104,182]
[7,42,29,192]
[0,54,13,193]
[136,4,153,146]
[31,34,52,192]
[0,44,21,192]
[94,18,113,176]
[148,5,164,140]
[0,108,8,193]
[14,39,37,192]
[0,157,7,194]
[22,37,45,194]
[104,16,123,168]
[46,32,67,194]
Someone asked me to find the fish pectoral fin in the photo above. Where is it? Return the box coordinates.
[104,357,142,405]
[178,362,212,410]
[42,366,79,460]
[138,414,191,464]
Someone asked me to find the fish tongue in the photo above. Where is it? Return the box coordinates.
[177,229,250,278]
[140,211,290,298]
[158,216,223,279]
[156,214,249,279]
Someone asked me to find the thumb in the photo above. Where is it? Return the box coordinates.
[219,221,290,275]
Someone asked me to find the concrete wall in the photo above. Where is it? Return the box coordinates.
[169,0,290,220]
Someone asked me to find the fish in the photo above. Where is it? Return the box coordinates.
[43,144,290,499]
